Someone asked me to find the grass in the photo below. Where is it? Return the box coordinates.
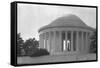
[17,53,96,64]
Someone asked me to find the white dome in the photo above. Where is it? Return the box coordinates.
[38,14,94,32]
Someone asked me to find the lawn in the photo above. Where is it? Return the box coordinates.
[17,53,96,64]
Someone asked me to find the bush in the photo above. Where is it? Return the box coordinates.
[90,44,97,53]
[23,48,38,56]
[30,48,49,57]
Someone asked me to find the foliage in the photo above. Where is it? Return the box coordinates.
[17,33,24,56]
[23,38,39,56]
[17,33,50,57]
[30,48,49,57]
[90,31,97,53]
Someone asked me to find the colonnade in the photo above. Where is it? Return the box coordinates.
[39,30,90,54]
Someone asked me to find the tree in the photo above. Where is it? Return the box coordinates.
[17,33,24,56]
[23,38,39,56]
[90,31,97,53]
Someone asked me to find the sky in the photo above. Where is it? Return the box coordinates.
[18,3,96,41]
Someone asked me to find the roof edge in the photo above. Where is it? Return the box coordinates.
[38,25,95,33]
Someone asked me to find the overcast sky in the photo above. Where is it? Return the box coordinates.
[18,3,96,41]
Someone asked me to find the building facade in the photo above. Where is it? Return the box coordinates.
[38,14,95,55]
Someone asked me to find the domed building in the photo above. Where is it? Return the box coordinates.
[38,14,95,55]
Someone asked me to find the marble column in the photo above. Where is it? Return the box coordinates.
[39,34,41,48]
[39,34,44,48]
[87,32,90,53]
[84,32,87,53]
[71,31,73,51]
[78,32,81,52]
[42,33,45,48]
[59,31,62,52]
[43,33,45,48]
[76,31,79,52]
[54,31,56,52]
[50,32,53,53]
[65,31,68,51]
[85,32,88,53]
[46,32,49,52]
[84,32,86,53]
[83,32,85,53]
[48,32,51,52]
[51,31,56,53]
[81,32,84,52]
[44,33,47,49]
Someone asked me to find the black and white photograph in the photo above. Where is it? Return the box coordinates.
[11,1,97,66]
